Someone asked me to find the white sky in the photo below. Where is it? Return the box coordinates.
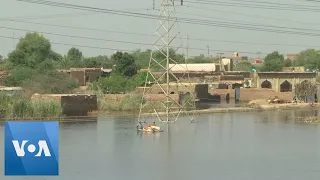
[1,0,320,59]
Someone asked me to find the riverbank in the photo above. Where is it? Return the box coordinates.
[0,93,63,119]
[138,102,320,117]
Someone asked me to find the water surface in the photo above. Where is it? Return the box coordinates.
[0,109,320,180]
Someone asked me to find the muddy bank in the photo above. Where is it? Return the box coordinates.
[139,103,320,117]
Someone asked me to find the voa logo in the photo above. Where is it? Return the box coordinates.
[5,122,59,176]
[12,140,51,157]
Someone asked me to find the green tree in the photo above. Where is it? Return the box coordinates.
[233,61,254,71]
[283,59,292,67]
[67,47,83,61]
[293,49,320,69]
[187,55,217,63]
[62,47,83,68]
[262,51,284,72]
[83,55,113,68]
[2,66,37,86]
[22,70,78,94]
[112,51,138,77]
[93,75,128,93]
[130,49,152,69]
[3,32,78,94]
[48,50,63,62]
[8,32,51,68]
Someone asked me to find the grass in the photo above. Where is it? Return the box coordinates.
[293,116,320,124]
[87,87,197,113]
[0,93,62,119]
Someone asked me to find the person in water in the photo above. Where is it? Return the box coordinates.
[136,121,143,130]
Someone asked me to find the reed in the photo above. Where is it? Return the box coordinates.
[0,93,62,119]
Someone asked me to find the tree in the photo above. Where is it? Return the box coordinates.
[112,51,138,77]
[294,81,317,102]
[130,49,152,69]
[233,61,254,71]
[62,47,83,67]
[283,59,292,67]
[293,49,320,69]
[22,70,78,94]
[48,50,63,62]
[67,47,83,61]
[262,51,284,72]
[2,66,37,86]
[83,55,113,68]
[8,32,51,68]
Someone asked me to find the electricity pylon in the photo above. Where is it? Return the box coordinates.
[138,0,196,123]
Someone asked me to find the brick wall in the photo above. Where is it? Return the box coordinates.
[70,71,85,86]
[210,88,292,101]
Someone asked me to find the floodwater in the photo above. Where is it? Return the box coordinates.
[1,109,320,180]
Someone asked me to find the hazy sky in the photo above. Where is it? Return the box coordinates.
[1,0,320,58]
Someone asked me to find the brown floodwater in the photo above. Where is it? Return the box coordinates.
[0,108,320,180]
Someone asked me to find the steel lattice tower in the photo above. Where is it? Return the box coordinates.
[138,0,197,123]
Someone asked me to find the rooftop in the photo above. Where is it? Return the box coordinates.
[169,63,217,72]
[32,94,95,97]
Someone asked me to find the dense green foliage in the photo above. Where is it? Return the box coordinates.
[233,61,255,71]
[89,71,153,93]
[261,51,284,72]
[2,32,320,98]
[112,51,138,77]
[261,49,320,72]
[293,49,320,70]
[1,32,78,95]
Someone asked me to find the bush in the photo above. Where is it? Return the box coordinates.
[97,94,146,112]
[22,70,79,95]
[0,93,62,119]
[2,65,78,95]
[89,72,153,93]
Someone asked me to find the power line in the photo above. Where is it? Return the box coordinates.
[196,0,320,8]
[0,35,134,52]
[175,11,320,31]
[0,25,264,54]
[184,0,320,12]
[14,0,320,37]
[2,17,318,49]
[0,8,152,22]
[182,5,320,27]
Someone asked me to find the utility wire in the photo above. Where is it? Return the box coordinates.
[0,35,133,52]
[14,0,320,37]
[2,18,316,48]
[184,0,320,12]
[183,5,320,26]
[193,0,320,9]
[0,26,263,54]
[0,8,152,21]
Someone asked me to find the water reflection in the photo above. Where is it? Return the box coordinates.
[0,109,320,180]
[251,108,320,125]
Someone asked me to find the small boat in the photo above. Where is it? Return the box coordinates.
[138,126,163,132]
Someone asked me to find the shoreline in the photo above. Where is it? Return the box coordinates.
[0,103,318,121]
[138,103,320,117]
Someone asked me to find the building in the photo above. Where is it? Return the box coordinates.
[69,68,102,86]
[57,68,112,86]
[31,94,98,116]
[168,63,218,72]
[252,72,316,92]
[249,59,264,64]
[285,54,298,61]
[283,66,305,72]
